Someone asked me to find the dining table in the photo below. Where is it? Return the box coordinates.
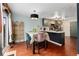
[27,32,50,44]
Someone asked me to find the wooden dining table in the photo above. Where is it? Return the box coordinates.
[28,32,50,44]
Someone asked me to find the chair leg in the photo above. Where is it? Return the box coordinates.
[45,40,46,49]
[37,42,40,54]
[26,41,29,48]
[27,44,28,48]
[45,40,48,49]
[33,41,35,54]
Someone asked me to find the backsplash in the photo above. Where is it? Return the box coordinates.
[49,20,63,31]
[43,19,63,31]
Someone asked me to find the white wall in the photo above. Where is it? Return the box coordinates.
[70,21,77,37]
[13,14,42,41]
[63,17,77,37]
[63,21,70,36]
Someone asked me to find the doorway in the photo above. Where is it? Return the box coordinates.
[2,10,9,48]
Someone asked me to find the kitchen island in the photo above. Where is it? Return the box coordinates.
[46,31,65,46]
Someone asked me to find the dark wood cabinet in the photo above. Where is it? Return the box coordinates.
[47,32,65,45]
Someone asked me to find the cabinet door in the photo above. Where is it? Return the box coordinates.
[15,21,24,41]
[48,32,64,44]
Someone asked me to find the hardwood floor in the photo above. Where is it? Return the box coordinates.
[5,37,77,56]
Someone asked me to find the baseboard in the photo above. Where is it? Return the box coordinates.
[15,39,25,43]
[70,36,77,39]
[47,40,62,46]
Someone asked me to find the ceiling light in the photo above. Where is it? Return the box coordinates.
[30,10,39,19]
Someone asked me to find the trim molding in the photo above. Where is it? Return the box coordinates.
[15,39,25,43]
[47,40,62,46]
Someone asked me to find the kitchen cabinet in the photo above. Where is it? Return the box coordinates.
[47,31,65,45]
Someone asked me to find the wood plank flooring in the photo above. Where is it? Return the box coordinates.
[5,37,77,56]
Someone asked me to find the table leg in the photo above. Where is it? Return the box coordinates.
[45,40,48,48]
[33,41,35,54]
[37,42,40,54]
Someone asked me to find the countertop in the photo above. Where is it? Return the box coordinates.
[27,30,64,34]
[45,30,64,33]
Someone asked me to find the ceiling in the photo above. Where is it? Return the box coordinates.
[8,3,77,18]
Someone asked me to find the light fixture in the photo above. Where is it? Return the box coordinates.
[46,11,65,20]
[30,10,39,19]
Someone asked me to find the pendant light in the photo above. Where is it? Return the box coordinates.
[30,10,39,19]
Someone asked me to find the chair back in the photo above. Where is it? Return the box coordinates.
[37,32,46,42]
[26,33,31,41]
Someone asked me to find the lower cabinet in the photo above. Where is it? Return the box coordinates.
[47,32,65,45]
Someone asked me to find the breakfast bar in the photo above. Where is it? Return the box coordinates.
[47,31,65,46]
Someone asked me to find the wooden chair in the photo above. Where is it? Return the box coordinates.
[33,32,47,54]
[26,33,31,48]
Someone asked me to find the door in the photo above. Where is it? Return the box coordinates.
[2,11,9,48]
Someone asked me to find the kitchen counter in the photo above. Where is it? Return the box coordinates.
[45,30,64,33]
[47,31,65,46]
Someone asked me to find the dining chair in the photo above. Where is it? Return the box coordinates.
[26,33,31,48]
[33,32,47,54]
